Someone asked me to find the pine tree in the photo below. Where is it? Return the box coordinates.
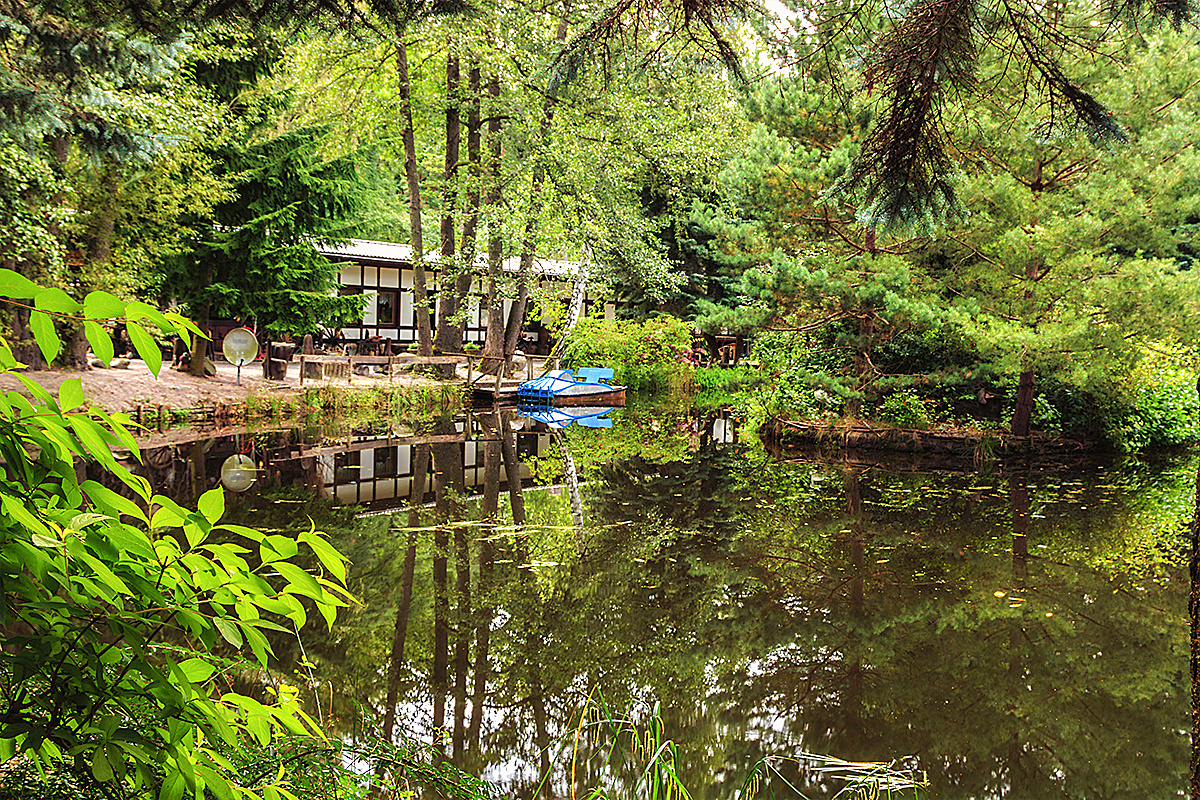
[164,125,370,349]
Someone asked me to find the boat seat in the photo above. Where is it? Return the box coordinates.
[576,367,615,384]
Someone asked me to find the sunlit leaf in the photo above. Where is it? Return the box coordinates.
[126,321,161,377]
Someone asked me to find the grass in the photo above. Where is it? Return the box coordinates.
[125,383,464,434]
[548,690,926,800]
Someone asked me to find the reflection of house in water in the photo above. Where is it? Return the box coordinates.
[104,409,739,514]
[317,239,616,352]
[313,427,548,512]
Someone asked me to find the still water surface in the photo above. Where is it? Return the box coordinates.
[131,402,1191,799]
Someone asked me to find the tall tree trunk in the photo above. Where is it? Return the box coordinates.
[502,10,571,358]
[482,70,506,371]
[398,37,432,356]
[842,469,866,749]
[452,514,470,758]
[437,48,462,374]
[1011,370,1035,436]
[556,432,584,529]
[844,316,874,418]
[459,58,482,345]
[190,261,213,378]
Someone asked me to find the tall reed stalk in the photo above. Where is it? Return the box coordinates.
[542,690,926,800]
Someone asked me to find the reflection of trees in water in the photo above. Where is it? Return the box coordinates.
[227,437,1191,798]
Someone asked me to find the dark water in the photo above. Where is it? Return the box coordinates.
[126,403,1192,799]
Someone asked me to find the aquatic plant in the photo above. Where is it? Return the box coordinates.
[548,691,926,799]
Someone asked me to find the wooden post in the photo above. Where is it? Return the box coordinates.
[467,356,473,388]
[157,405,165,433]
[299,354,305,386]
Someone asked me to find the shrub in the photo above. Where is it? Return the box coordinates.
[1111,365,1200,451]
[563,315,696,392]
[876,390,934,429]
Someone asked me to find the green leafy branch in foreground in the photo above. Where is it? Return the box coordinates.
[0,269,355,799]
[0,267,204,374]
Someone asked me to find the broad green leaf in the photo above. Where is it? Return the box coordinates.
[1,493,51,536]
[67,416,117,465]
[92,747,114,782]
[241,622,272,666]
[68,513,108,530]
[83,290,126,319]
[32,532,62,548]
[0,335,20,370]
[273,562,326,602]
[299,531,348,583]
[177,658,217,684]
[197,488,225,524]
[85,321,115,364]
[79,553,132,596]
[260,535,298,563]
[194,765,234,800]
[106,522,154,560]
[150,496,190,529]
[29,310,59,364]
[14,373,56,408]
[126,301,170,332]
[245,711,271,747]
[0,268,40,299]
[82,480,148,524]
[125,321,161,377]
[161,770,187,800]
[92,408,138,452]
[214,618,243,648]
[35,287,82,314]
[59,378,85,412]
[215,523,264,542]
[164,311,207,343]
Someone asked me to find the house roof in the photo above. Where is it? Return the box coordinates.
[317,238,580,279]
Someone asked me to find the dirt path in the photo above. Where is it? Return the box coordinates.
[0,354,537,415]
[0,358,441,414]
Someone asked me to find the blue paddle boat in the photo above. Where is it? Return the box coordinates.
[516,367,626,406]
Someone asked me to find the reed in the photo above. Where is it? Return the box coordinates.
[547,691,926,800]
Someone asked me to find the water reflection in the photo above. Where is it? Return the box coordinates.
[111,411,1189,798]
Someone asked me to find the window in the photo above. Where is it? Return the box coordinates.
[374,446,397,478]
[377,291,396,325]
[334,452,361,484]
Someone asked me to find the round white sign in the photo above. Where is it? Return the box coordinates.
[222,327,259,366]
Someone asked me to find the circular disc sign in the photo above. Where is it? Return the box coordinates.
[222,327,259,366]
[220,453,257,492]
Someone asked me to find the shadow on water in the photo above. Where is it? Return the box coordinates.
[100,407,1193,798]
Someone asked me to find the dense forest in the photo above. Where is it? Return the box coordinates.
[4,0,1200,441]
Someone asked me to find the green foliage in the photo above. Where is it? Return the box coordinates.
[0,271,353,799]
[876,390,935,429]
[562,315,697,392]
[0,139,65,277]
[1110,365,1200,451]
[166,124,371,338]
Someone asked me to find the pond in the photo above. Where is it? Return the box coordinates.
[121,401,1192,799]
